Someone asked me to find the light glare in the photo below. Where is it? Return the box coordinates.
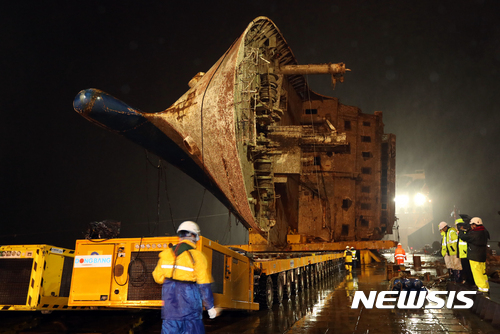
[395,195,409,207]
[414,193,426,206]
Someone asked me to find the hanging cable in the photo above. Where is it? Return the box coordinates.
[162,163,177,233]
[144,150,155,236]
[195,188,207,223]
[219,210,233,244]
[154,160,162,236]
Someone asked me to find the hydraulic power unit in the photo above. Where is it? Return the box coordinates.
[68,236,259,310]
[0,244,79,311]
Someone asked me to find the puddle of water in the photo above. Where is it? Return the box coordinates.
[209,262,498,334]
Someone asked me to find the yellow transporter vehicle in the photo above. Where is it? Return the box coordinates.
[0,244,81,311]
[68,236,344,310]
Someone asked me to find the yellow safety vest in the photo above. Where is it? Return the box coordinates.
[455,218,468,259]
[441,226,459,256]
[447,227,459,256]
[441,230,447,257]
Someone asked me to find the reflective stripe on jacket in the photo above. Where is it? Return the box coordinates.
[152,239,214,321]
[441,227,458,257]
[455,218,468,259]
[441,230,447,257]
[152,240,211,284]
[458,238,468,258]
[446,227,459,256]
[395,245,406,261]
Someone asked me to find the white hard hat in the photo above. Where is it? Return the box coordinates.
[438,222,448,230]
[398,243,402,246]
[346,246,350,249]
[470,217,483,225]
[177,221,201,239]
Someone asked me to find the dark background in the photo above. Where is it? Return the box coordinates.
[1,0,499,249]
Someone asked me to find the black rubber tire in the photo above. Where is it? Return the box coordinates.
[258,276,274,309]
[293,269,300,294]
[299,271,305,291]
[285,271,292,300]
[310,266,316,286]
[273,274,284,304]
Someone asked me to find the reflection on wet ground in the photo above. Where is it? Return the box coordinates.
[208,262,500,334]
[382,253,441,276]
[205,269,348,334]
[1,261,498,333]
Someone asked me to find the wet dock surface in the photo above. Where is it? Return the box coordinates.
[1,261,499,333]
[207,262,500,334]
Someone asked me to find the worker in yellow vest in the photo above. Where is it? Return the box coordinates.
[439,221,462,282]
[153,221,216,333]
[350,247,358,269]
[344,246,352,271]
[455,217,474,285]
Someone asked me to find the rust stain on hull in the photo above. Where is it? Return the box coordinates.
[74,16,396,249]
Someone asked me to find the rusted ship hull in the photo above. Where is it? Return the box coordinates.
[74,16,395,248]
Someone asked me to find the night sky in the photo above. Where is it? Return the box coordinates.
[2,1,499,250]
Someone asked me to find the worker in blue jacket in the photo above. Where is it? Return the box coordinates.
[153,221,216,334]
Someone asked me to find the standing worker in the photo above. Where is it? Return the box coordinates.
[344,246,352,271]
[350,246,358,269]
[458,217,490,295]
[439,221,462,282]
[153,221,217,334]
[394,243,406,265]
[455,217,474,285]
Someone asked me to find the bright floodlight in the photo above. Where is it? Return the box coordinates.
[414,193,426,206]
[395,195,409,207]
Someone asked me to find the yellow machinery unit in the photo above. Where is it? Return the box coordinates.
[0,244,78,311]
[69,236,259,310]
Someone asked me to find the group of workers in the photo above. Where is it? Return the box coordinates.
[392,215,490,296]
[439,216,490,295]
[343,246,358,270]
[149,215,492,333]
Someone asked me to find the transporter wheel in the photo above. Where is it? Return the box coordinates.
[293,269,300,294]
[284,271,292,300]
[305,267,311,287]
[273,274,284,304]
[299,271,305,291]
[258,275,274,309]
[310,266,316,286]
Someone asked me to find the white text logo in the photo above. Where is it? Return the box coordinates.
[351,291,476,309]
